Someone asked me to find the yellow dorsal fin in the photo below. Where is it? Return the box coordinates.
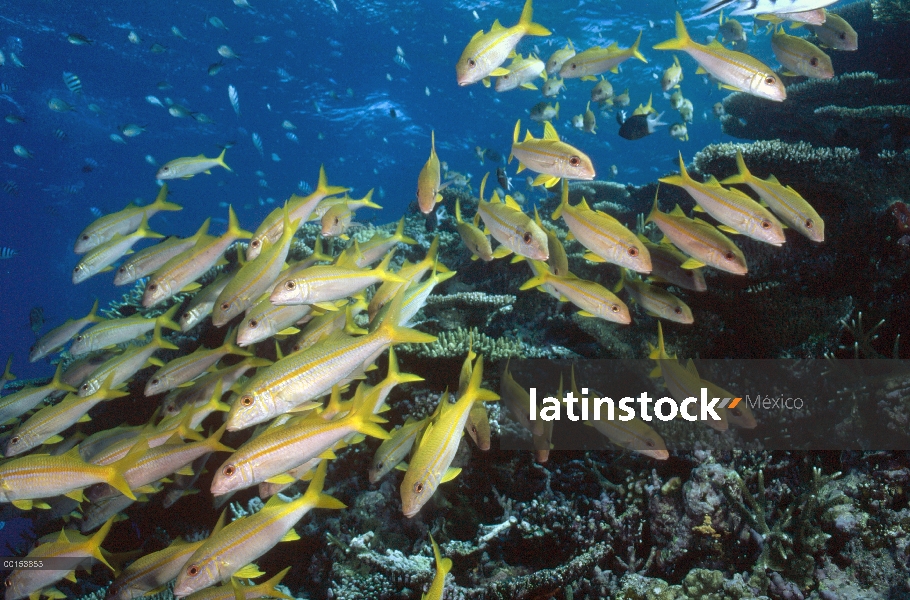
[542,121,559,140]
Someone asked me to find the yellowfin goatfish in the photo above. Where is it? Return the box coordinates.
[144,337,251,397]
[510,120,595,187]
[455,0,550,87]
[494,53,546,92]
[173,462,343,597]
[559,31,647,80]
[455,198,494,261]
[476,174,549,261]
[227,289,435,430]
[156,148,232,180]
[320,203,355,239]
[214,210,302,326]
[106,512,227,600]
[700,375,757,428]
[0,363,75,426]
[4,376,128,457]
[648,322,729,432]
[572,370,669,458]
[87,426,233,503]
[212,387,386,495]
[114,219,212,286]
[654,13,786,101]
[422,535,452,600]
[545,39,575,75]
[615,270,693,324]
[369,416,427,483]
[0,444,139,510]
[367,237,444,320]
[551,181,651,273]
[660,153,785,246]
[247,165,349,260]
[591,77,614,105]
[637,234,707,292]
[699,0,838,17]
[661,55,683,91]
[179,273,233,332]
[143,206,252,307]
[521,260,632,324]
[401,357,499,517]
[237,298,313,347]
[721,150,824,242]
[29,300,103,362]
[350,217,417,267]
[183,568,295,600]
[270,250,405,307]
[416,131,446,214]
[75,185,181,253]
[809,12,858,51]
[77,321,180,397]
[4,518,116,600]
[771,28,833,78]
[72,215,165,284]
[646,196,748,275]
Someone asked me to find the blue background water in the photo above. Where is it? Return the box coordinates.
[0,0,770,380]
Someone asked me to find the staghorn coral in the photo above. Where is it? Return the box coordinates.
[397,326,575,360]
[871,0,910,22]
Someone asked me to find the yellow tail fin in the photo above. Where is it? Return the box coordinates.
[653,12,692,51]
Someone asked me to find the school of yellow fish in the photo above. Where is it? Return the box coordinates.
[1,0,847,597]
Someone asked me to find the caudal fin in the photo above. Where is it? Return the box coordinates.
[315,164,350,198]
[630,30,647,63]
[518,0,551,37]
[653,13,692,51]
[217,148,233,172]
[720,150,751,184]
[302,460,348,510]
[379,288,438,346]
[149,184,183,213]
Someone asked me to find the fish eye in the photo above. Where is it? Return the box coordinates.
[839,32,846,40]
[80,383,89,392]
[610,305,620,313]
[118,266,126,273]
[148,283,158,291]
[251,239,260,249]
[220,302,230,311]
[375,461,383,470]
[81,235,89,241]
[569,63,577,70]
[471,425,477,434]
[166,404,177,413]
[731,408,742,416]
[151,379,159,386]
[760,220,772,230]
[628,247,639,257]
[240,395,254,407]
[162,167,170,173]
[414,482,424,494]
[810,57,819,67]
[10,436,19,444]
[765,76,776,85]
[467,59,476,68]
[187,565,200,577]
[502,74,509,80]
[4,578,10,588]
[674,307,682,314]
[522,232,532,244]
[569,156,581,167]
[73,265,82,272]
[805,219,814,228]
[333,217,339,225]
[646,438,655,447]
[181,312,190,321]
[724,251,735,261]
[75,335,84,342]
[248,319,258,329]
[222,465,236,477]
[284,280,296,291]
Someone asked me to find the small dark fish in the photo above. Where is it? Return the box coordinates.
[0,247,18,259]
[3,181,18,195]
[53,128,67,141]
[82,158,98,173]
[62,71,82,95]
[485,148,503,163]
[618,111,667,141]
[66,33,94,45]
[150,43,168,54]
[0,83,14,93]
[89,207,103,218]
[389,108,397,118]
[29,307,44,336]
[208,60,225,76]
[497,167,512,191]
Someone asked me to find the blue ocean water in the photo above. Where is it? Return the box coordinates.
[1,0,772,380]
